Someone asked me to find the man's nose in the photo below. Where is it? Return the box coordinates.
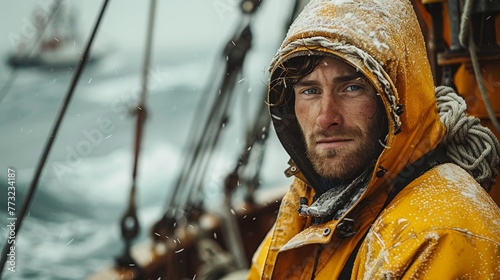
[316,94,343,129]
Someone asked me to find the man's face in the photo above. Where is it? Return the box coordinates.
[294,57,385,181]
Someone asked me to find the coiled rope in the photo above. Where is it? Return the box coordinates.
[436,85,500,191]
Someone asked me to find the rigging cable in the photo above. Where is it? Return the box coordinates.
[164,5,247,205]
[149,1,261,272]
[159,4,254,219]
[0,0,111,277]
[458,0,500,132]
[215,0,305,268]
[149,22,252,262]
[115,0,158,271]
[147,0,304,276]
[184,25,253,211]
[240,0,306,203]
[178,1,261,270]
[182,0,269,217]
[0,0,64,104]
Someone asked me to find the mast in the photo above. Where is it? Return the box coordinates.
[114,0,158,275]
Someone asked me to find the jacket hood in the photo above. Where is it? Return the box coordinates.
[268,0,445,197]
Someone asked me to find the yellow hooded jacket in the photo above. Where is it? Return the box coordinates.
[248,0,500,279]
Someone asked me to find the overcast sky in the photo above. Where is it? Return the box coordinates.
[0,0,293,57]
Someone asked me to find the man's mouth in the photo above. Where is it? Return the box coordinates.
[315,138,353,149]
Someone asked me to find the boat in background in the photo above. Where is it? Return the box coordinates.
[6,0,100,69]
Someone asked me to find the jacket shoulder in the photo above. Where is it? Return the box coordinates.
[384,163,500,237]
[353,163,500,279]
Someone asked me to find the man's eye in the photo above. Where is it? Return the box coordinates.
[301,88,320,95]
[345,85,362,92]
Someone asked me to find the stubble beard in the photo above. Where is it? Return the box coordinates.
[305,125,383,182]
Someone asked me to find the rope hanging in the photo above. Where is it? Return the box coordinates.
[436,85,500,191]
[115,0,158,271]
[458,0,500,133]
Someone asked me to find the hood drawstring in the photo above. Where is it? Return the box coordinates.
[436,85,500,191]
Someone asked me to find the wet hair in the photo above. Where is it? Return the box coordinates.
[268,55,324,107]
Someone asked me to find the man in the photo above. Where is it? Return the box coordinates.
[248,0,500,279]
